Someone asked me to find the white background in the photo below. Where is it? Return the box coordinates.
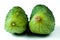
[0,0,60,40]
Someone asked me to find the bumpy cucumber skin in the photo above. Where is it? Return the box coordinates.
[29,5,55,34]
[5,6,28,33]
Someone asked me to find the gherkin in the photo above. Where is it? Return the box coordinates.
[29,5,55,34]
[5,6,28,34]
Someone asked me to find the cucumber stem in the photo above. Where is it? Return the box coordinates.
[11,22,16,26]
[35,16,41,21]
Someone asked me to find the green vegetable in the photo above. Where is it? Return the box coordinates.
[5,6,28,34]
[29,5,55,34]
